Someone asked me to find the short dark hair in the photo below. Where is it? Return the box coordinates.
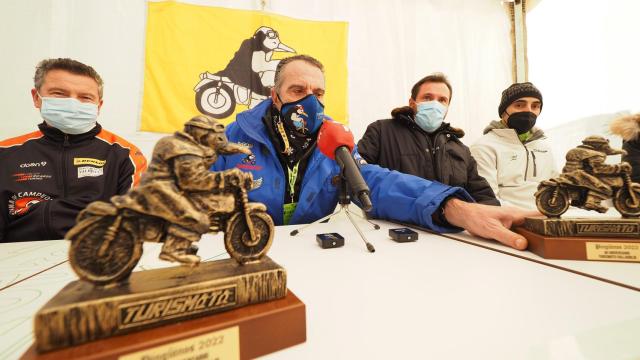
[274,55,324,92]
[410,72,452,102]
[34,58,104,98]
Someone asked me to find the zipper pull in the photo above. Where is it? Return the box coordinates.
[63,134,70,147]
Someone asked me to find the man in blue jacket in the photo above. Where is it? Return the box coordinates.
[213,55,529,250]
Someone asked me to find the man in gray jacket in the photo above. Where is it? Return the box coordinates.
[470,82,558,210]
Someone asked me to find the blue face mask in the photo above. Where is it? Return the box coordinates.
[415,100,447,133]
[280,94,325,134]
[39,94,99,135]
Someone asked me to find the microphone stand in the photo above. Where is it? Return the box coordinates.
[290,175,379,253]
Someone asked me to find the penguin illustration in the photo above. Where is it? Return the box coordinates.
[215,27,295,97]
[290,104,308,131]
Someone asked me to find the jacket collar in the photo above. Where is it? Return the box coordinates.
[235,99,276,147]
[391,105,465,138]
[38,122,101,144]
[482,120,546,143]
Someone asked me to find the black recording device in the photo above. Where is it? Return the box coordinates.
[389,228,418,242]
[316,233,345,249]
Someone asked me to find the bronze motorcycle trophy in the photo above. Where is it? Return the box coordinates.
[27,116,305,359]
[516,135,640,262]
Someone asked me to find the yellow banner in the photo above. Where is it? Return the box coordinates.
[142,2,349,133]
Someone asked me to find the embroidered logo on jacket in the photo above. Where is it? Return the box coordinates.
[78,166,104,178]
[237,154,263,171]
[242,154,256,165]
[74,158,106,167]
[12,172,52,182]
[19,161,47,168]
[8,192,52,216]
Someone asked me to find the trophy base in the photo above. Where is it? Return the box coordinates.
[23,290,306,360]
[33,257,288,352]
[515,227,640,263]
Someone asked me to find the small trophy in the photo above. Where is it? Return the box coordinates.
[26,116,305,359]
[516,136,640,262]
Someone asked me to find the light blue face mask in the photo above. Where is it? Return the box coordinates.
[38,94,99,134]
[415,100,447,133]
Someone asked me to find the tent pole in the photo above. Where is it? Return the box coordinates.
[512,0,528,82]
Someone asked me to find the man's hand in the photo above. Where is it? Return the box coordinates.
[442,199,534,250]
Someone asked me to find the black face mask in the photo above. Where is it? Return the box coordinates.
[506,111,537,134]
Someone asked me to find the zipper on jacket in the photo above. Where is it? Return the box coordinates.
[425,132,445,181]
[522,143,530,181]
[531,151,537,177]
[62,134,69,197]
[423,133,435,163]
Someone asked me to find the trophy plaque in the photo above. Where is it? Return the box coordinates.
[516,218,640,262]
[26,116,306,359]
[518,136,640,263]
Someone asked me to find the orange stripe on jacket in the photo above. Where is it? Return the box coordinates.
[0,130,44,148]
[95,129,148,187]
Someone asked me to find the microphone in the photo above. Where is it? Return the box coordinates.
[317,121,373,212]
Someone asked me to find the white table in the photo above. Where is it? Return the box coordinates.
[431,207,640,292]
[444,231,640,291]
[0,240,68,290]
[1,213,639,359]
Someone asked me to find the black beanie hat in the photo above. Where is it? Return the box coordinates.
[498,82,543,117]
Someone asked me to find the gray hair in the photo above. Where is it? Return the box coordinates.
[274,54,324,92]
[34,58,104,98]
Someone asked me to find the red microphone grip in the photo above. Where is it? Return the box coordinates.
[317,121,355,160]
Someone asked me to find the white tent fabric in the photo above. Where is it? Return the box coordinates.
[528,0,640,131]
[0,0,512,158]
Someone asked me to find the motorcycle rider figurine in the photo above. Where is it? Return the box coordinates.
[562,135,631,213]
[112,115,250,265]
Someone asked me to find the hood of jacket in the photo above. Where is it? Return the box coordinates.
[610,113,640,141]
[391,106,465,138]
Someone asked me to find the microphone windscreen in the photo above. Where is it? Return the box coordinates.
[317,121,355,160]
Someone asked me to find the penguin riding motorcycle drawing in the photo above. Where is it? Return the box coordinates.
[194,26,295,118]
[535,135,640,218]
[66,115,275,285]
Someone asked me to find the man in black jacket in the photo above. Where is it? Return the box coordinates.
[0,58,147,242]
[358,73,499,205]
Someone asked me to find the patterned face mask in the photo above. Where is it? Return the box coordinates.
[280,94,325,135]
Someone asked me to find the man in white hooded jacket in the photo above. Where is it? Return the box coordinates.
[470,82,558,210]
